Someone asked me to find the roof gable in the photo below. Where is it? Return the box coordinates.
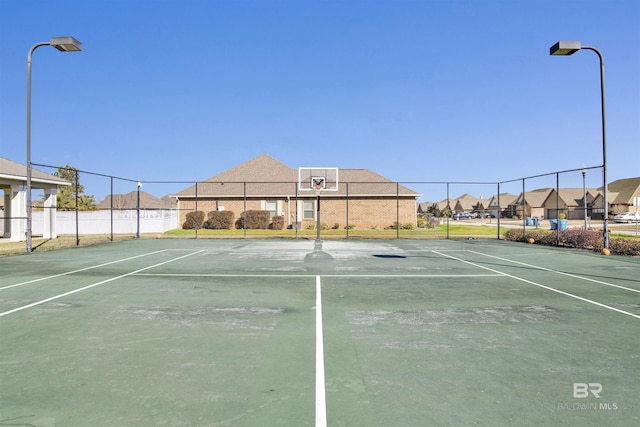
[0,157,71,187]
[205,154,297,182]
[173,155,420,198]
[606,177,640,204]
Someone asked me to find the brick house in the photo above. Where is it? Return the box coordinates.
[508,189,552,219]
[171,154,420,229]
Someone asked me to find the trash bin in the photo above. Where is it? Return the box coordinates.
[550,219,558,230]
[532,218,539,228]
[525,217,532,226]
[559,219,568,230]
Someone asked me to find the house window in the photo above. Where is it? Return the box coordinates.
[303,200,314,220]
[265,200,277,219]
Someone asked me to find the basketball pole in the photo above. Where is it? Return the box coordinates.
[316,189,321,242]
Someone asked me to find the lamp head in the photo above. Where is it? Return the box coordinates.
[50,36,82,52]
[550,41,581,56]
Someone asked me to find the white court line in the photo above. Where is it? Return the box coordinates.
[315,275,327,427]
[133,273,503,278]
[432,250,640,320]
[0,249,172,291]
[469,250,640,294]
[0,250,204,318]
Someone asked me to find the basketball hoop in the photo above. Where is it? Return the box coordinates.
[298,168,339,242]
[312,177,325,195]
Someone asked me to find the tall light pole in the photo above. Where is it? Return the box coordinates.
[26,36,82,252]
[550,41,609,249]
[581,167,587,230]
[137,181,142,238]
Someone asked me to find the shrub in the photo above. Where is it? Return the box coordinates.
[557,229,602,250]
[402,223,415,230]
[235,210,270,229]
[321,223,330,230]
[503,229,525,242]
[609,238,640,256]
[270,215,285,230]
[182,211,205,229]
[344,224,355,230]
[332,223,340,230]
[203,210,235,229]
[427,217,440,229]
[503,227,640,256]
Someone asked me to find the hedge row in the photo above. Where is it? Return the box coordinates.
[503,228,640,256]
[181,210,284,230]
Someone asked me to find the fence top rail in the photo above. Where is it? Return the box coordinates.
[499,165,601,184]
[32,162,602,188]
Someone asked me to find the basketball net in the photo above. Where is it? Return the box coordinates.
[313,178,325,196]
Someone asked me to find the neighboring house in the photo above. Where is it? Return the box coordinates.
[508,189,552,219]
[171,154,421,229]
[542,188,596,220]
[417,201,436,215]
[505,177,640,220]
[475,197,488,212]
[452,194,480,213]
[605,177,640,215]
[0,157,71,241]
[485,193,518,218]
[97,191,177,210]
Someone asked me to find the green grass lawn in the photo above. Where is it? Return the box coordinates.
[165,224,502,239]
[3,224,635,257]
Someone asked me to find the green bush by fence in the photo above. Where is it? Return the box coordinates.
[270,215,285,230]
[503,228,640,256]
[203,211,235,230]
[182,211,205,230]
[235,210,270,229]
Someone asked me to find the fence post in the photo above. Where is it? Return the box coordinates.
[195,182,198,239]
[75,171,80,246]
[521,178,526,237]
[446,182,450,240]
[346,182,349,240]
[110,176,114,241]
[556,172,560,246]
[497,182,501,239]
[396,182,400,239]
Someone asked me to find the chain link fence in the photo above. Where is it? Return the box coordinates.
[4,162,624,247]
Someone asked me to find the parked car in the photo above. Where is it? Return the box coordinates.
[613,212,640,223]
[474,212,493,218]
[452,213,472,220]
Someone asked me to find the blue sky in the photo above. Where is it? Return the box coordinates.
[1,0,638,201]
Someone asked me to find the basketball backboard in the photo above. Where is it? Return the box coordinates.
[298,167,339,192]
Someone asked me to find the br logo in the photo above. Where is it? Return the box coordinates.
[573,383,602,398]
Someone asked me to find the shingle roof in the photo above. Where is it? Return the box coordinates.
[0,157,71,186]
[513,188,553,207]
[605,177,640,205]
[453,193,480,211]
[171,154,420,198]
[97,191,176,209]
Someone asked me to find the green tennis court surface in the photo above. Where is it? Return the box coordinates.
[1,239,638,426]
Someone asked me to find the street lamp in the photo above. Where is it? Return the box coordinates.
[137,181,142,238]
[581,167,587,230]
[550,41,609,249]
[26,36,82,252]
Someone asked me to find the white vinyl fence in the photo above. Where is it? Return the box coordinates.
[32,209,179,235]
